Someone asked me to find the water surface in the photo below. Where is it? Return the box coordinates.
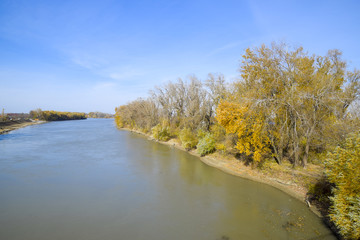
[0,119,336,239]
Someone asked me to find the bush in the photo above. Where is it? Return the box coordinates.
[307,177,333,207]
[197,133,216,156]
[197,128,207,139]
[152,124,171,141]
[325,132,360,239]
[210,123,226,142]
[215,143,226,153]
[179,128,198,150]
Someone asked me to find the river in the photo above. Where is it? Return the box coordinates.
[0,119,336,240]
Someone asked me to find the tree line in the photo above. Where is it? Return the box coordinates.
[116,43,359,166]
[30,109,86,121]
[87,112,114,118]
[115,42,360,239]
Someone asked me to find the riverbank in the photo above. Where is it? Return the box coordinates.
[122,127,324,216]
[0,120,45,134]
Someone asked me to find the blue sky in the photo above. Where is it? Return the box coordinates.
[1,0,359,113]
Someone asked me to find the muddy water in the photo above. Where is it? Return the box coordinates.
[0,119,336,239]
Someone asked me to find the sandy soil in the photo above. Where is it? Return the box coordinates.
[0,120,45,135]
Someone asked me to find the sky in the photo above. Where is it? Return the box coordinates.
[1,0,360,114]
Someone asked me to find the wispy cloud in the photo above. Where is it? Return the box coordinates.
[206,40,252,57]
[67,49,146,82]
[108,66,146,81]
[69,51,109,70]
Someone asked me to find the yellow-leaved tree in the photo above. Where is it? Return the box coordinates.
[216,100,271,163]
[216,42,359,167]
[325,132,360,239]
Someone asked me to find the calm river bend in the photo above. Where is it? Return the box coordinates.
[0,119,336,240]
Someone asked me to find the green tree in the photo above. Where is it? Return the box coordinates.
[197,133,216,156]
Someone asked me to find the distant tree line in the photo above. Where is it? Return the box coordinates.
[30,109,86,121]
[1,109,31,121]
[115,42,360,238]
[87,112,114,118]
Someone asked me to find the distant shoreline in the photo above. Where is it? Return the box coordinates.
[0,120,45,134]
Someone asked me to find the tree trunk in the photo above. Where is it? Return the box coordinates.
[293,141,299,167]
[302,142,309,167]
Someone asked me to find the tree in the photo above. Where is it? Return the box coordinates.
[1,108,6,121]
[216,100,271,163]
[217,42,360,167]
[29,108,43,120]
[325,132,360,239]
[203,73,227,131]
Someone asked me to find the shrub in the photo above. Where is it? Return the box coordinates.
[325,132,360,239]
[210,123,226,142]
[215,143,226,153]
[197,128,207,139]
[179,128,198,150]
[152,124,171,141]
[197,133,216,156]
[307,177,333,207]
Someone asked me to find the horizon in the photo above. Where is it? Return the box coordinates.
[1,0,360,114]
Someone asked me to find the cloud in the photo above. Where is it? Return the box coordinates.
[107,66,146,81]
[69,51,108,70]
[66,47,146,82]
[206,40,252,57]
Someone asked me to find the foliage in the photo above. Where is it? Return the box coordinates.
[1,108,9,122]
[325,132,360,239]
[152,123,171,141]
[210,123,226,142]
[217,43,359,167]
[197,133,216,156]
[114,98,158,131]
[215,143,226,153]
[112,41,360,240]
[30,109,86,121]
[29,108,43,120]
[307,177,333,207]
[197,128,207,139]
[87,112,114,118]
[216,101,271,163]
[179,127,198,150]
[113,41,360,169]
[114,114,124,128]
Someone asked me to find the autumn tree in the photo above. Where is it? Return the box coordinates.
[325,132,360,239]
[115,98,158,131]
[217,42,360,166]
[203,73,227,131]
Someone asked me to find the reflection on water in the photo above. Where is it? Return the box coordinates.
[0,119,335,240]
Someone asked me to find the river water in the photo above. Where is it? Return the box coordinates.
[0,119,336,240]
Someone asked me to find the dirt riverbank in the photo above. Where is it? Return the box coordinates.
[0,120,45,134]
[122,128,324,217]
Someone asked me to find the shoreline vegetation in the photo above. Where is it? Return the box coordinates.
[0,109,88,135]
[115,42,360,239]
[0,109,115,135]
[29,109,86,121]
[86,111,114,118]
